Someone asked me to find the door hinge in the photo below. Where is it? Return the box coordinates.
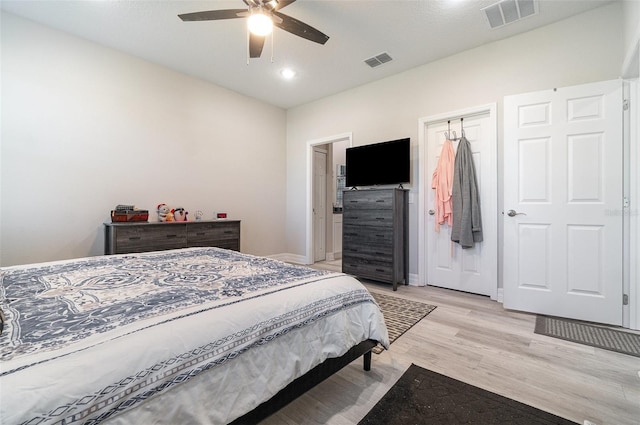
[623,294,629,305]
[623,99,629,111]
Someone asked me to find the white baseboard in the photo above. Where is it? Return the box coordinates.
[324,252,342,261]
[267,253,309,265]
[408,273,425,287]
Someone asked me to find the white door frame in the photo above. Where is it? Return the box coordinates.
[417,104,498,293]
[306,132,352,264]
[626,78,638,330]
[312,147,328,262]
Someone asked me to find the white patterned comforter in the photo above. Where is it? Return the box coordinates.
[0,247,389,424]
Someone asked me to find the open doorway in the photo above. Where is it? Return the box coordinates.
[306,133,352,265]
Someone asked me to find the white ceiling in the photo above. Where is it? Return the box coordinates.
[1,0,615,109]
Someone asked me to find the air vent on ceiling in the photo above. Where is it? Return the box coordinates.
[364,52,393,68]
[482,0,538,29]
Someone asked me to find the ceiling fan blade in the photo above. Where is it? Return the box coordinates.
[178,9,247,22]
[250,0,295,11]
[273,0,296,11]
[272,11,329,45]
[249,33,265,58]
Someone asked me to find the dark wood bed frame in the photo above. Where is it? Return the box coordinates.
[230,339,377,424]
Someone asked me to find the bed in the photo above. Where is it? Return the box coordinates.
[0,247,389,424]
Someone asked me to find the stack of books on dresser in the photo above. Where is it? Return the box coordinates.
[110,204,149,222]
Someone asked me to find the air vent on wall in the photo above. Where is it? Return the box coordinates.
[364,52,393,68]
[482,0,538,29]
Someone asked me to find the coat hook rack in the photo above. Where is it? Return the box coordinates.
[445,119,462,141]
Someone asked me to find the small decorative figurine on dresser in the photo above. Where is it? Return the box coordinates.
[173,207,188,221]
[157,203,171,222]
[194,210,203,221]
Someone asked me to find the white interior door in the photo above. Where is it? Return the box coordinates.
[503,79,623,325]
[313,148,327,262]
[425,111,497,298]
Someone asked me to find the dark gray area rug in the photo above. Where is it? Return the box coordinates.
[369,292,436,354]
[358,364,577,425]
[535,315,640,358]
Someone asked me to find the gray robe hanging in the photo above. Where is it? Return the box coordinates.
[451,136,483,248]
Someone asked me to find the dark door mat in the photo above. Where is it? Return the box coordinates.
[535,315,640,357]
[358,364,577,425]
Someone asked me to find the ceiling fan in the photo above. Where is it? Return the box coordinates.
[178,0,330,59]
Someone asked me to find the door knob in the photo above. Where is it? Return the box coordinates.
[506,209,526,217]
[428,210,435,215]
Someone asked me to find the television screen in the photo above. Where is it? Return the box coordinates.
[345,138,410,187]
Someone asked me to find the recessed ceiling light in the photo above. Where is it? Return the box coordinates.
[280,68,296,79]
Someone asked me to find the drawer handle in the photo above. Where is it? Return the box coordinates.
[375,252,385,256]
[376,217,385,221]
[166,234,177,239]
[128,236,141,241]
[375,268,385,272]
[344,232,359,237]
[196,232,206,236]
[224,231,234,234]
[376,200,385,203]
[376,234,385,237]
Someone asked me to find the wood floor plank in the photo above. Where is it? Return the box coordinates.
[264,266,640,425]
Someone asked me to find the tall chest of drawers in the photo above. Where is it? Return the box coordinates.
[342,188,408,290]
[104,220,240,255]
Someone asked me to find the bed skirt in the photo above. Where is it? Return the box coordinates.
[230,339,377,424]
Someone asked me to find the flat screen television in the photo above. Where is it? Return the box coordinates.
[345,138,410,187]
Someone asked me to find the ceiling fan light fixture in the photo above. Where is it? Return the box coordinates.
[248,11,273,36]
[280,68,296,79]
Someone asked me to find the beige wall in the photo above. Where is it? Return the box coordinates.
[0,3,633,272]
[0,13,287,266]
[285,3,625,277]
[623,0,640,61]
[622,0,640,77]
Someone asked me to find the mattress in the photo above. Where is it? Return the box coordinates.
[0,247,389,424]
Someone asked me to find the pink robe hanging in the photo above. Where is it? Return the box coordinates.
[431,139,455,232]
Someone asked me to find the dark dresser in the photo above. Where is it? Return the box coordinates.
[104,220,240,254]
[342,188,408,290]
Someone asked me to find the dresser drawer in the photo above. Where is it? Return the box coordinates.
[342,209,393,227]
[187,221,240,251]
[187,222,239,241]
[342,255,393,283]
[208,239,240,251]
[115,224,187,253]
[342,242,392,258]
[343,190,394,209]
[343,224,393,247]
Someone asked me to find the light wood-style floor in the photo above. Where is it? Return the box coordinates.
[261,261,640,425]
